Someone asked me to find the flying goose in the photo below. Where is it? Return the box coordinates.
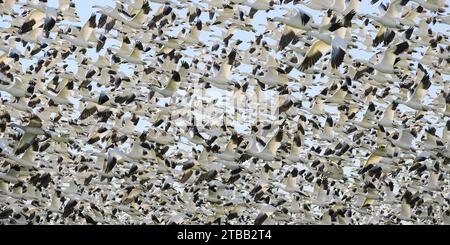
[299,10,356,71]
[206,49,237,90]
[10,115,49,155]
[378,101,399,128]
[239,127,284,162]
[243,0,274,19]
[0,78,31,99]
[61,14,97,48]
[410,0,448,13]
[368,41,410,74]
[398,73,433,111]
[365,0,408,29]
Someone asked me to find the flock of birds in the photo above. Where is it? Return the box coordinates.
[0,0,450,225]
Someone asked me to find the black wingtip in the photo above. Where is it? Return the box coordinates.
[400,0,409,6]
[328,22,343,32]
[393,41,409,55]
[421,74,431,89]
[326,116,333,126]
[275,129,283,142]
[172,71,181,82]
[88,14,97,28]
[142,1,151,13]
[98,92,110,105]
[196,20,202,30]
[344,10,356,26]
[163,6,173,15]
[254,213,268,225]
[181,61,190,69]
[404,27,414,40]
[228,49,237,65]
[416,5,423,13]
[135,41,144,51]
[368,102,375,111]
[392,101,399,110]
